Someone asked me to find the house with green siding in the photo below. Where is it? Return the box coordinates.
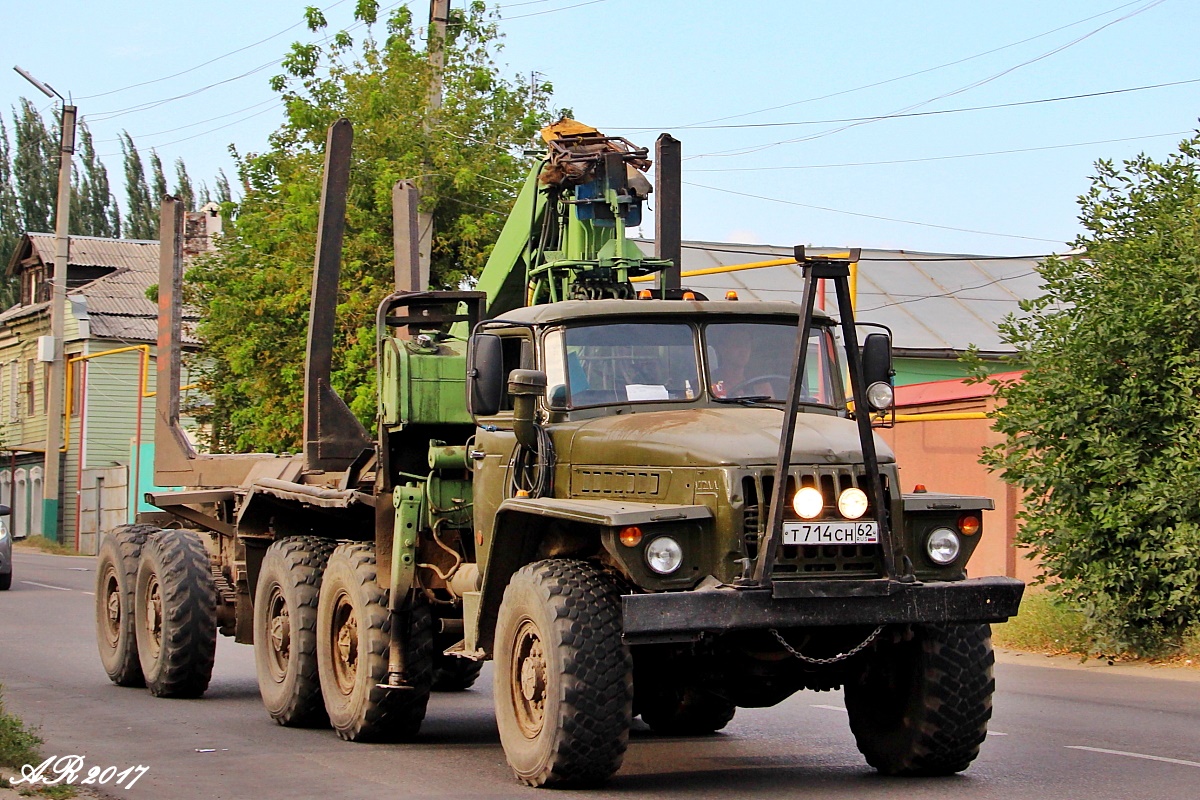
[0,208,216,553]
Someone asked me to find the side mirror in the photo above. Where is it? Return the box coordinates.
[861,333,894,411]
[467,333,504,418]
[862,333,893,388]
[0,504,9,516]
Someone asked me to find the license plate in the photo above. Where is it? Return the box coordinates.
[782,521,879,545]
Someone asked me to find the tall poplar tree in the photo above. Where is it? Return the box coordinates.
[12,99,56,234]
[120,132,156,240]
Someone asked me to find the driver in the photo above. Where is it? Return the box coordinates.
[709,327,776,399]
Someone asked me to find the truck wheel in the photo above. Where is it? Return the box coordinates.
[432,655,483,691]
[316,542,432,742]
[95,524,159,687]
[844,623,995,776]
[134,530,218,698]
[639,685,736,735]
[254,536,337,726]
[494,559,632,787]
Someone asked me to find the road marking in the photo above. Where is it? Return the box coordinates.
[1066,746,1200,769]
[811,704,847,713]
[988,731,1009,736]
[20,580,73,592]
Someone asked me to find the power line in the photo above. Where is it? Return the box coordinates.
[75,0,353,101]
[644,81,1200,133]
[95,104,283,158]
[689,130,1193,172]
[691,0,1167,160]
[857,270,1043,313]
[500,0,611,20]
[94,98,282,145]
[86,0,410,123]
[678,243,1059,261]
[620,0,1151,133]
[683,180,1064,244]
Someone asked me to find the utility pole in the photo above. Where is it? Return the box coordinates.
[14,66,73,543]
[415,0,449,291]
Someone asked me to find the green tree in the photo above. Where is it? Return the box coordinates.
[0,118,20,308]
[120,131,156,239]
[12,99,56,234]
[149,150,168,207]
[188,0,552,452]
[976,134,1200,656]
[71,121,120,238]
[174,157,196,211]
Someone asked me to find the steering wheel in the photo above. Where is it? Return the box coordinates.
[729,374,792,398]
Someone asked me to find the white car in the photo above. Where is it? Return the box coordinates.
[0,506,12,590]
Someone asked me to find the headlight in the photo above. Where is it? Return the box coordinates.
[792,486,824,519]
[645,536,683,574]
[926,528,961,565]
[837,487,869,519]
[866,381,894,411]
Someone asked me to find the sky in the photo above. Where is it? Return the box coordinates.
[1,0,1197,258]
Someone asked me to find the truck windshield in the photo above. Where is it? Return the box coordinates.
[544,322,701,408]
[704,321,839,405]
[543,319,841,409]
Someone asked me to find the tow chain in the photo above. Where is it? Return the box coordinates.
[768,625,885,665]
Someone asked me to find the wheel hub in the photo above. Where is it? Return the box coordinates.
[331,593,358,694]
[101,569,121,647]
[144,576,163,658]
[266,586,291,678]
[512,620,548,738]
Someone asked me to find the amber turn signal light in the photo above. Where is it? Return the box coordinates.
[619,526,643,546]
[637,289,653,299]
[958,514,981,536]
[725,290,739,301]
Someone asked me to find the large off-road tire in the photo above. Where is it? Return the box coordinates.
[844,623,995,776]
[638,684,736,736]
[316,542,432,742]
[432,654,484,692]
[95,524,160,687]
[494,559,632,788]
[254,536,337,727]
[134,530,218,698]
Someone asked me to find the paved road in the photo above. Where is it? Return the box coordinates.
[1,549,1198,799]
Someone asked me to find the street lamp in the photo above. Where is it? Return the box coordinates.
[13,65,74,544]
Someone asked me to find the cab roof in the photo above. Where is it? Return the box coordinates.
[491,298,834,327]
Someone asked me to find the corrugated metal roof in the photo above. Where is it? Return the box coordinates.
[11,233,199,344]
[26,232,159,272]
[634,240,1046,354]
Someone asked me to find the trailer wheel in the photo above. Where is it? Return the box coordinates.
[316,542,432,742]
[494,559,632,787]
[432,655,483,691]
[844,623,995,776]
[254,536,337,726]
[95,524,160,687]
[134,530,217,698]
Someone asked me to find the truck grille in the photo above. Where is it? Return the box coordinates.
[741,467,887,578]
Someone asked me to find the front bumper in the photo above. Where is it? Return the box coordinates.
[621,576,1024,644]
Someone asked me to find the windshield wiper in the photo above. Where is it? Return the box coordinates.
[713,395,781,409]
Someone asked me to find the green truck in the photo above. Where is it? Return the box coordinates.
[95,119,1023,787]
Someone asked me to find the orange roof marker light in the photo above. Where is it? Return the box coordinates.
[725,290,739,301]
[637,289,653,299]
[682,290,697,300]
